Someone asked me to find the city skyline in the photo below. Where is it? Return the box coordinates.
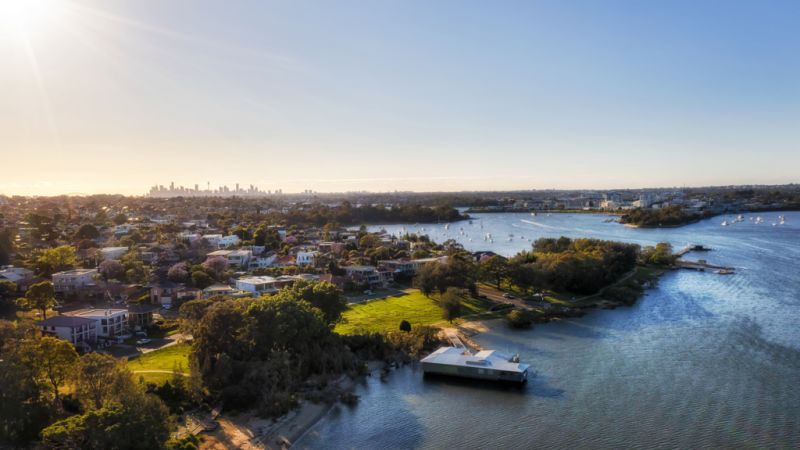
[2,0,799,196]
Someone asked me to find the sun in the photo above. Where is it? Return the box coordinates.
[0,0,64,37]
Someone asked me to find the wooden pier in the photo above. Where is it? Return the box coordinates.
[674,245,734,274]
[675,260,734,274]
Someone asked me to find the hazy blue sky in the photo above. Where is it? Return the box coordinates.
[1,0,798,195]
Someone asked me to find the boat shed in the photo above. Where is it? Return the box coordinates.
[421,346,530,383]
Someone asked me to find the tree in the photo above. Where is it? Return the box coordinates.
[98,260,124,283]
[17,281,57,319]
[0,228,14,265]
[399,320,411,332]
[41,396,171,450]
[112,213,128,225]
[413,262,439,296]
[190,271,212,289]
[74,224,100,240]
[253,226,281,250]
[28,336,79,406]
[479,255,509,289]
[641,242,676,266]
[73,353,134,410]
[178,299,213,335]
[35,245,77,276]
[282,281,347,325]
[167,262,189,283]
[0,280,17,314]
[440,287,462,322]
[0,322,53,444]
[414,257,476,296]
[202,256,228,281]
[505,309,536,329]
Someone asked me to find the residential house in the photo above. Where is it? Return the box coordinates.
[38,315,97,348]
[66,308,128,338]
[52,268,98,294]
[343,265,392,287]
[235,276,280,295]
[378,256,447,276]
[296,251,318,266]
[0,266,34,290]
[100,246,128,260]
[207,249,252,268]
[127,303,160,330]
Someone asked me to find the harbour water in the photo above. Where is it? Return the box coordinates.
[298,212,800,449]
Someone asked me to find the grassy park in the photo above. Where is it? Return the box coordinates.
[128,342,191,385]
[334,289,495,334]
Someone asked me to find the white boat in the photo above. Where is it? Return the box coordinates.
[721,220,729,227]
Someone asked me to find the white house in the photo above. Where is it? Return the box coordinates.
[235,276,281,295]
[218,235,241,248]
[378,256,447,276]
[52,268,98,294]
[66,308,129,338]
[250,253,277,269]
[207,249,252,268]
[100,246,128,260]
[296,251,318,266]
[202,234,223,246]
[38,315,97,348]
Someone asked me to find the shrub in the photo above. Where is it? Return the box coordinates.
[505,309,536,329]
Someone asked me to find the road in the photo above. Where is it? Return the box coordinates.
[477,286,536,310]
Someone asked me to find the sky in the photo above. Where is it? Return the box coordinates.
[1,0,799,196]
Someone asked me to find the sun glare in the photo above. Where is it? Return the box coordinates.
[0,0,63,37]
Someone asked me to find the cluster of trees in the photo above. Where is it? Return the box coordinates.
[184,281,353,416]
[620,206,703,228]
[413,256,476,297]
[280,202,466,226]
[640,242,676,266]
[507,237,640,294]
[0,322,171,448]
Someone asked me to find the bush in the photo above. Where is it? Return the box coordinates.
[399,320,411,332]
[505,309,536,329]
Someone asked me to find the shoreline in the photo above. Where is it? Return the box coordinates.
[201,361,384,450]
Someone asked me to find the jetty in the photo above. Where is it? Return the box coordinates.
[675,244,712,257]
[675,259,734,274]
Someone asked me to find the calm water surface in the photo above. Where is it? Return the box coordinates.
[299,212,800,449]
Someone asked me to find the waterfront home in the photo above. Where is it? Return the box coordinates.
[38,315,97,348]
[421,346,530,383]
[378,256,447,276]
[343,265,393,287]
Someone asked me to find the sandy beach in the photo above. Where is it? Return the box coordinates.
[199,362,385,450]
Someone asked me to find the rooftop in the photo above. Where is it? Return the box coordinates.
[237,276,278,284]
[38,315,97,328]
[53,268,98,276]
[68,308,128,318]
[420,346,529,374]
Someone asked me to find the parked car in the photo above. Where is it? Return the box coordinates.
[136,338,151,345]
[502,293,515,299]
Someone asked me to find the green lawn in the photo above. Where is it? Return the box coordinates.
[128,343,191,385]
[334,289,493,334]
